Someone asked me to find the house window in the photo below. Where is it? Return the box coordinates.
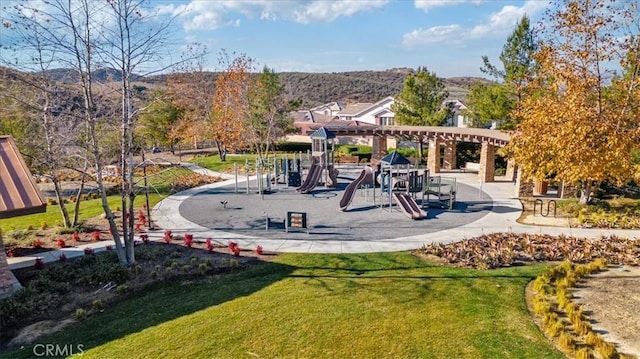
[379,116,394,126]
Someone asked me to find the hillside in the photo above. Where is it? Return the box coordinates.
[38,67,485,108]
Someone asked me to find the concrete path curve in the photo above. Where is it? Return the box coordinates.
[150,165,640,254]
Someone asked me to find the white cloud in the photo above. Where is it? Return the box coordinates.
[172,0,390,30]
[402,25,462,47]
[414,0,478,13]
[291,0,389,24]
[403,0,546,48]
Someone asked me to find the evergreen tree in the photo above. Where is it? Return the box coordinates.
[392,67,450,127]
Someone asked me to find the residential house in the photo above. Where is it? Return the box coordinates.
[336,96,395,126]
[289,96,497,145]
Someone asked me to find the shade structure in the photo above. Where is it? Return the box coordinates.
[309,126,335,140]
[380,151,411,165]
[0,135,47,218]
[1,135,47,298]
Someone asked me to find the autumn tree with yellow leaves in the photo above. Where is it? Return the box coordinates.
[509,0,640,204]
[210,51,254,160]
[166,43,213,150]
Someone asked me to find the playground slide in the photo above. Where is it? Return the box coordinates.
[399,192,427,219]
[339,167,373,211]
[297,164,323,193]
[392,193,427,220]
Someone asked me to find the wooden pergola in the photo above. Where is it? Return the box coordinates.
[308,123,513,182]
[0,135,47,297]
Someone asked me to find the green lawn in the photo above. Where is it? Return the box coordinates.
[3,253,562,359]
[190,154,257,173]
[0,166,193,237]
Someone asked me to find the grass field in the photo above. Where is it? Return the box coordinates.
[190,154,257,173]
[3,253,562,359]
[0,166,193,238]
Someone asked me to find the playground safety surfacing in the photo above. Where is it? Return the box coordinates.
[177,170,494,242]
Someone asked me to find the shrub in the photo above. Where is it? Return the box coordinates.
[58,253,67,262]
[134,265,143,275]
[136,209,147,227]
[140,234,149,244]
[596,342,617,359]
[575,347,593,359]
[56,238,66,248]
[34,258,45,270]
[91,230,101,241]
[75,308,87,321]
[116,285,128,294]
[6,229,29,241]
[163,230,173,243]
[92,300,105,311]
[256,245,264,255]
[84,247,94,256]
[184,233,194,247]
[32,239,44,248]
[198,263,209,274]
[71,232,81,242]
[274,142,312,152]
[40,222,47,230]
[585,332,603,346]
[558,330,574,352]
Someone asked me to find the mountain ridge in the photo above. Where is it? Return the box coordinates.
[8,66,490,107]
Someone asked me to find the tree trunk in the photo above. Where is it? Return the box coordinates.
[71,172,87,227]
[72,161,90,227]
[579,181,593,204]
[216,141,226,161]
[51,177,71,228]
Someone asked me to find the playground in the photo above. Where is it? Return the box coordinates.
[177,163,493,242]
[176,127,492,241]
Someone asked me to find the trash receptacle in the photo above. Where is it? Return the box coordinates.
[288,172,301,187]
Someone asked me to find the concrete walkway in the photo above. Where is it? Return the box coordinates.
[7,165,640,272]
[150,166,640,253]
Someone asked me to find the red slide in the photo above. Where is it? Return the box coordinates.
[339,167,373,211]
[392,192,427,219]
[297,164,323,194]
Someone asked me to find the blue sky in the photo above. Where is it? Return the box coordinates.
[154,0,550,78]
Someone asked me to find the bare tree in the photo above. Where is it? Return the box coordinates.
[0,5,78,228]
[100,0,176,265]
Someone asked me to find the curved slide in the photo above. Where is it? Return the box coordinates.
[339,167,373,211]
[392,192,427,220]
[297,163,323,194]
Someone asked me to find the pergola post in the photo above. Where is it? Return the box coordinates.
[505,158,517,182]
[443,139,457,170]
[479,142,495,182]
[427,138,441,173]
[372,135,387,162]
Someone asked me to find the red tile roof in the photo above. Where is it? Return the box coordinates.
[0,135,47,218]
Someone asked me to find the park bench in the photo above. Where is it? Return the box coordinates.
[460,162,480,173]
[337,155,360,164]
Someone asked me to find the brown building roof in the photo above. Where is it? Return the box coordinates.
[0,135,47,218]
